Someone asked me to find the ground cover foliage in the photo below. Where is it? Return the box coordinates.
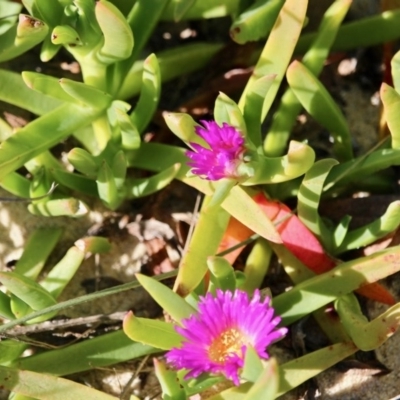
[1,0,400,398]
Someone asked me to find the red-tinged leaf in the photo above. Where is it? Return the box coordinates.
[218,192,395,304]
[356,282,395,305]
[252,192,337,273]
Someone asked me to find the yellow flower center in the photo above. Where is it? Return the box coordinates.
[208,328,246,364]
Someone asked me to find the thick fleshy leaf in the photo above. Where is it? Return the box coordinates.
[273,245,400,325]
[241,345,263,383]
[51,25,82,46]
[0,271,56,312]
[50,169,98,196]
[111,101,141,150]
[287,60,353,161]
[22,71,75,102]
[335,294,400,351]
[14,228,62,280]
[244,358,278,400]
[214,93,247,136]
[0,2,21,35]
[119,42,223,100]
[392,49,400,92]
[173,199,231,297]
[242,74,276,148]
[126,163,180,198]
[59,78,112,108]
[264,0,352,156]
[0,69,61,115]
[0,291,14,320]
[32,0,63,24]
[0,340,27,365]
[130,53,161,134]
[154,359,186,400]
[336,201,400,253]
[325,148,400,189]
[0,365,117,399]
[114,0,169,91]
[240,238,272,293]
[230,0,283,44]
[96,161,120,209]
[207,256,237,293]
[163,112,201,147]
[244,141,315,184]
[28,198,89,217]
[95,0,133,64]
[276,341,357,397]
[297,159,338,252]
[297,8,400,53]
[67,148,99,177]
[0,15,48,63]
[0,103,104,180]
[12,329,158,375]
[136,273,195,321]
[39,246,85,299]
[381,82,400,149]
[123,311,182,349]
[238,0,307,120]
[161,0,240,20]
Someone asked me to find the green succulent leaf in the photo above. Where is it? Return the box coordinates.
[273,245,400,325]
[264,0,352,156]
[130,53,161,134]
[242,74,276,149]
[96,161,120,209]
[244,358,278,400]
[126,163,181,199]
[0,103,104,180]
[214,93,247,137]
[230,0,284,44]
[59,78,112,108]
[207,256,237,293]
[381,82,400,149]
[392,49,400,92]
[14,228,62,280]
[245,141,316,185]
[119,42,223,100]
[51,25,82,46]
[163,112,201,147]
[154,359,186,400]
[297,8,400,53]
[0,15,48,63]
[0,365,118,399]
[123,311,182,349]
[39,246,85,299]
[67,148,99,177]
[287,60,353,161]
[28,198,89,217]
[173,199,231,297]
[336,201,400,254]
[335,294,400,351]
[95,0,134,64]
[12,330,158,375]
[297,159,338,252]
[136,273,195,322]
[239,0,307,120]
[0,271,56,314]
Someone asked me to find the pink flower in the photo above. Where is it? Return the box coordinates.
[165,289,287,385]
[186,121,247,181]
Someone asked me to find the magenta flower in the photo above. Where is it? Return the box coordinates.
[165,289,287,385]
[186,121,247,181]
